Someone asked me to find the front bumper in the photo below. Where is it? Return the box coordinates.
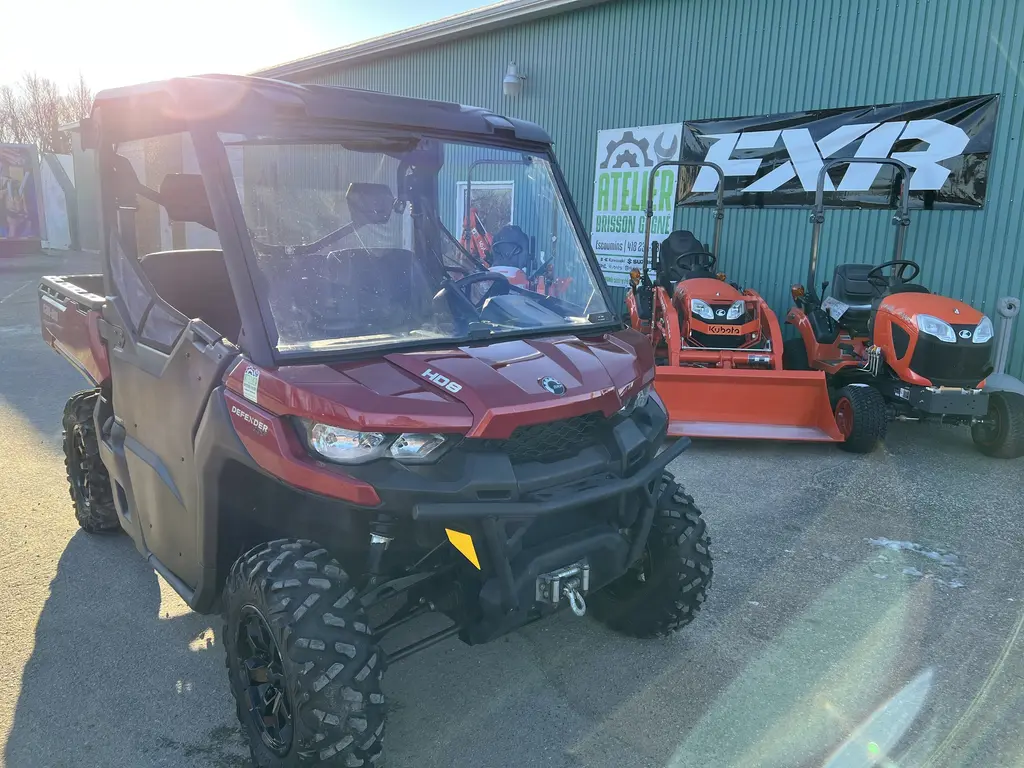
[347,399,683,642]
[907,385,988,416]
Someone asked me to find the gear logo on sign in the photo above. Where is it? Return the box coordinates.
[600,131,653,168]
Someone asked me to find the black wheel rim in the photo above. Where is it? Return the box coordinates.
[235,606,293,757]
[975,403,1003,445]
[70,426,92,508]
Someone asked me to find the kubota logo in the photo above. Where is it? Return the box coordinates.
[421,368,463,394]
[692,118,970,194]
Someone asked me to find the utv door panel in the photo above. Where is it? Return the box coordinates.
[108,313,237,590]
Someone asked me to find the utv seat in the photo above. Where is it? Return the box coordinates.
[140,249,242,342]
[318,248,441,334]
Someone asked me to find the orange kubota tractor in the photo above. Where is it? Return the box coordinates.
[785,157,1024,458]
[625,161,842,443]
[459,157,571,298]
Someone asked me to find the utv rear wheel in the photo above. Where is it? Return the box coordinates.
[590,474,712,638]
[783,338,810,371]
[223,539,385,767]
[835,385,887,454]
[972,391,1024,459]
[62,390,120,533]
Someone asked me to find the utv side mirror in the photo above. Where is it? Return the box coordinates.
[346,182,396,226]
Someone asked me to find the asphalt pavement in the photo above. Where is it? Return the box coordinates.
[1,252,1022,768]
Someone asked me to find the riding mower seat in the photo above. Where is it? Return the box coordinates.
[831,263,931,337]
[829,263,878,336]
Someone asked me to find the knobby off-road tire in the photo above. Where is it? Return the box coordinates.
[835,384,888,454]
[62,389,120,533]
[224,539,385,767]
[590,473,712,638]
[972,391,1024,459]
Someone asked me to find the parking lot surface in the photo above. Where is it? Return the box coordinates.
[2,254,1022,768]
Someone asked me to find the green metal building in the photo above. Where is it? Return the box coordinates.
[257,0,1024,377]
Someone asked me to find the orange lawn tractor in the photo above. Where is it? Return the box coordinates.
[625,161,842,443]
[784,157,1024,458]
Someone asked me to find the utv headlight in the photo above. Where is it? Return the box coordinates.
[307,423,389,464]
[726,300,746,321]
[690,299,714,321]
[916,314,956,343]
[973,316,994,344]
[388,433,448,463]
[619,384,653,416]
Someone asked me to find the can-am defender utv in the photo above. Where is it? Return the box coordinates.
[785,157,1024,457]
[39,75,713,766]
[625,161,842,443]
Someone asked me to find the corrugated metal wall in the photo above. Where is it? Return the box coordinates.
[299,0,1024,378]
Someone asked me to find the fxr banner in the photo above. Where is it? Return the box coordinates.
[590,123,683,287]
[680,94,999,209]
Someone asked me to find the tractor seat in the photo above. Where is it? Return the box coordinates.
[658,230,716,291]
[829,263,876,335]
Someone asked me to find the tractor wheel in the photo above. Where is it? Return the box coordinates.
[590,474,712,638]
[62,389,120,534]
[834,385,888,454]
[223,539,385,767]
[971,392,1024,459]
[783,338,810,371]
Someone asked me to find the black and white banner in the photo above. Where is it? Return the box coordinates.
[679,94,1000,209]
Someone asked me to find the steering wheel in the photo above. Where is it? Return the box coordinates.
[451,271,511,308]
[867,260,921,290]
[674,250,717,274]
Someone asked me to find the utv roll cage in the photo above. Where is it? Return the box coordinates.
[82,74,617,370]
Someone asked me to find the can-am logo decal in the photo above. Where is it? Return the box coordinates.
[539,376,567,395]
[680,94,998,209]
[421,368,463,394]
[231,405,269,434]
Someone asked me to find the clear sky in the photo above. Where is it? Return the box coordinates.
[1,0,493,92]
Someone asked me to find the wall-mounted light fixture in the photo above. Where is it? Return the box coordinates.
[502,61,526,97]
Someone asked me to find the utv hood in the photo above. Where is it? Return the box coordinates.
[225,329,655,439]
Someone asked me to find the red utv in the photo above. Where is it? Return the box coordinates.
[39,75,713,766]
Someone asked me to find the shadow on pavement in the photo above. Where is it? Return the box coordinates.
[3,531,249,768]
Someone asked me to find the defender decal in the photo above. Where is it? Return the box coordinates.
[230,404,269,434]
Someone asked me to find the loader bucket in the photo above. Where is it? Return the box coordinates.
[654,366,844,442]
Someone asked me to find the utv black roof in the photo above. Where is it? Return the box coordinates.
[82,73,553,148]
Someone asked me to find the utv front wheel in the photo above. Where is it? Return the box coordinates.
[62,389,120,533]
[590,474,712,638]
[835,384,887,454]
[224,539,385,767]
[972,391,1024,459]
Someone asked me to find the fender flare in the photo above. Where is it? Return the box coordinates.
[982,373,1024,397]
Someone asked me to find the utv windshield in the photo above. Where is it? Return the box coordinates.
[220,133,611,356]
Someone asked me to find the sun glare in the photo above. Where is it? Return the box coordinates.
[1,0,330,91]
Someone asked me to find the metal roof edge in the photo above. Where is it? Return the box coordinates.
[251,0,614,79]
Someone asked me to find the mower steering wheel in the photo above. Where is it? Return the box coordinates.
[452,271,512,308]
[674,250,717,274]
[867,260,921,290]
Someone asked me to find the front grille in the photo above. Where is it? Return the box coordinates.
[473,412,605,463]
[909,333,992,386]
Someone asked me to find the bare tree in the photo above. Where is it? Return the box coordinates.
[0,72,93,152]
